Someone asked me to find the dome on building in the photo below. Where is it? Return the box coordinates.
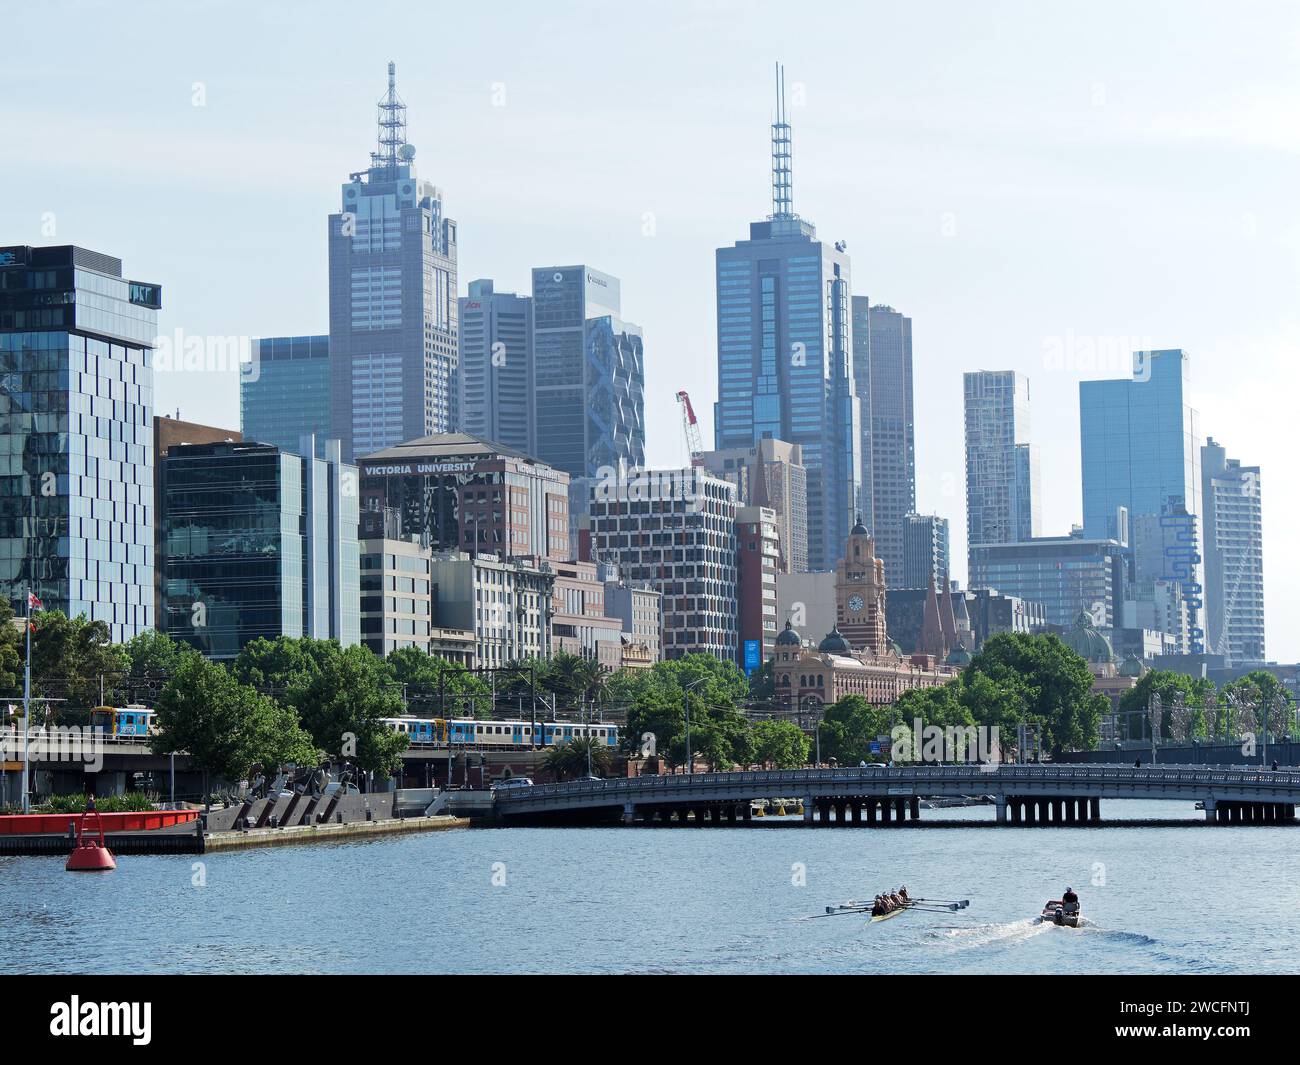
[817,627,853,655]
[945,643,973,668]
[775,620,801,647]
[1063,611,1115,664]
[850,514,868,536]
[1119,653,1145,678]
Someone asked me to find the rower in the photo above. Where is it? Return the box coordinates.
[871,895,885,917]
[1061,886,1079,915]
[898,886,910,901]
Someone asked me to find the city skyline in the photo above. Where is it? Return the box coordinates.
[2,1,1295,656]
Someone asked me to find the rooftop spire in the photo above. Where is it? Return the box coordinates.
[373,60,410,173]
[770,62,794,220]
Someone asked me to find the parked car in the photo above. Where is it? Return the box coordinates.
[491,777,535,791]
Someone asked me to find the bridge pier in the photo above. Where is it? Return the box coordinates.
[1208,800,1298,825]
[910,796,920,820]
[803,798,814,825]
[1089,797,1101,822]
[622,801,636,825]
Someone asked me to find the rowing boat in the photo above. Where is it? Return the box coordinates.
[870,901,914,922]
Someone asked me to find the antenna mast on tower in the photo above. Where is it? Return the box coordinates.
[770,62,794,220]
[373,61,409,172]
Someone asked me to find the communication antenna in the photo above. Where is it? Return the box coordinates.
[373,61,409,173]
[770,62,794,219]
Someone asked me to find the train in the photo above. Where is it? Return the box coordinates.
[88,705,156,738]
[381,717,619,749]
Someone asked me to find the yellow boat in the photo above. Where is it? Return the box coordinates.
[869,900,914,922]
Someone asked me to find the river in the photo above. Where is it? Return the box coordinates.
[2,801,1296,974]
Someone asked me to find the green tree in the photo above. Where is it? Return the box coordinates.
[542,737,612,781]
[387,646,490,718]
[232,635,337,699]
[26,610,128,718]
[292,644,408,777]
[752,719,811,768]
[1118,670,1210,740]
[151,654,319,798]
[819,694,898,765]
[1222,670,1296,739]
[962,633,1104,755]
[0,598,23,696]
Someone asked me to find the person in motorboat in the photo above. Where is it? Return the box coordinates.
[1061,886,1080,916]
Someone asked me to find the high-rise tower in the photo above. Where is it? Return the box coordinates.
[713,64,861,573]
[1080,350,1204,651]
[328,63,458,461]
[853,298,916,582]
[1201,437,1263,665]
[964,370,1040,558]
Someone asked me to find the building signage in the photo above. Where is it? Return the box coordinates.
[364,461,478,476]
[0,248,26,267]
[742,639,761,675]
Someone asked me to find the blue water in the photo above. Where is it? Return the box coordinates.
[2,801,1297,974]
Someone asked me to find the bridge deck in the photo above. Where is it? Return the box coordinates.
[494,764,1300,817]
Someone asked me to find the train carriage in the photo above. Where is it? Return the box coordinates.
[89,706,156,738]
[385,716,618,749]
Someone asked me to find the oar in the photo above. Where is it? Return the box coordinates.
[805,906,872,920]
[914,897,970,908]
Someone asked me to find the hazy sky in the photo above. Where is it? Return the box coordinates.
[6,0,1298,658]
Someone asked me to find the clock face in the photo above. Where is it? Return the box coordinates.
[848,594,865,613]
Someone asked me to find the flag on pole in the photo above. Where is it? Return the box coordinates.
[27,592,42,610]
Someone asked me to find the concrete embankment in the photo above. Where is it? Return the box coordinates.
[202,814,468,851]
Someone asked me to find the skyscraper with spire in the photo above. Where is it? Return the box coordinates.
[713,64,861,573]
[328,63,458,461]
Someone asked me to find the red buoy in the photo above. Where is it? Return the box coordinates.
[65,798,116,872]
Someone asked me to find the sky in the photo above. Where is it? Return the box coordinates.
[4,0,1299,658]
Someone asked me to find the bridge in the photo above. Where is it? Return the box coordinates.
[491,764,1300,826]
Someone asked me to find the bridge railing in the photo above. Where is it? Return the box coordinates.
[496,764,1300,804]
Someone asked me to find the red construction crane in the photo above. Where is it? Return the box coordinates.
[675,390,704,467]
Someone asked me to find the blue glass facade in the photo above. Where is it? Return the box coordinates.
[241,335,331,456]
[159,439,358,659]
[530,266,644,480]
[1079,350,1204,650]
[0,245,157,641]
[714,219,860,572]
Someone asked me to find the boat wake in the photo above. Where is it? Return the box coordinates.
[928,917,1050,950]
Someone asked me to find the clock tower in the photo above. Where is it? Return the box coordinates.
[835,516,888,655]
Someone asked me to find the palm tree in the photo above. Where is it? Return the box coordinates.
[542,737,611,781]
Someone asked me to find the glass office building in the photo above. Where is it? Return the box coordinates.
[714,71,860,572]
[530,266,645,478]
[964,370,1040,554]
[1079,350,1204,651]
[0,245,158,641]
[159,438,358,659]
[240,335,331,456]
[968,535,1126,630]
[1201,438,1264,665]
